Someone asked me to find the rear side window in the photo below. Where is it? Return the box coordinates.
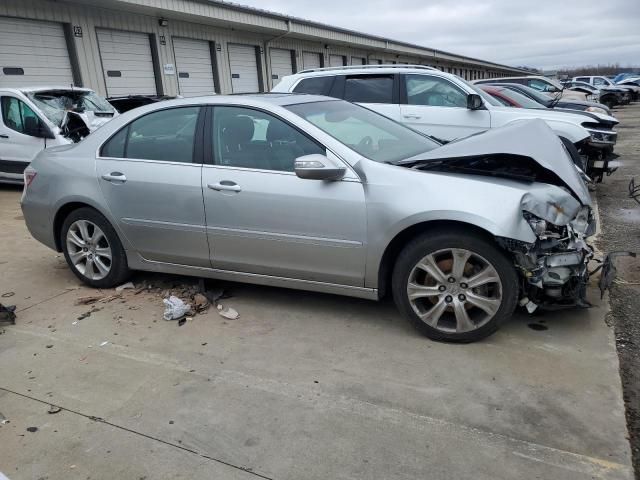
[101,107,200,163]
[344,75,393,103]
[575,77,589,83]
[292,77,334,95]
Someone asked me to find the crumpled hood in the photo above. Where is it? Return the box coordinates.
[399,119,592,206]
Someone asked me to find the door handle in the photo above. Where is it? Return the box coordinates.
[403,115,422,120]
[101,172,127,183]
[208,181,241,193]
[0,134,8,139]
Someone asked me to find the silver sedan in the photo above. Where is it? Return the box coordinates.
[21,94,595,342]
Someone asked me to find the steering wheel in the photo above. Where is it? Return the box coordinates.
[358,136,373,150]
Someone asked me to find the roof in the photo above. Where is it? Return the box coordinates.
[280,64,459,80]
[197,0,528,73]
[0,86,94,94]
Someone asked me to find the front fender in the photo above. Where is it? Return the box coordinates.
[504,119,589,144]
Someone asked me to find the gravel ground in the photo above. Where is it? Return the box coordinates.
[595,101,640,479]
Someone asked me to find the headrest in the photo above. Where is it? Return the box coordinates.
[222,115,254,144]
[266,119,295,143]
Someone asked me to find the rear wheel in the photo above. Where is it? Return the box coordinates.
[392,230,518,342]
[61,207,130,288]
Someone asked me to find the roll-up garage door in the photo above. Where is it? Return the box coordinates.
[173,37,216,97]
[97,29,157,96]
[351,57,366,65]
[227,44,260,93]
[329,55,346,67]
[269,48,293,87]
[0,17,74,88]
[302,52,322,70]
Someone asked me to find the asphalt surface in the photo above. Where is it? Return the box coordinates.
[595,101,640,479]
[0,113,637,478]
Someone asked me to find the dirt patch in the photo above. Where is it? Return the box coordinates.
[596,103,640,478]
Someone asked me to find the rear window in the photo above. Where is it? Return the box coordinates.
[293,76,334,95]
[344,75,394,104]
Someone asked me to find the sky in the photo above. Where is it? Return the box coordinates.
[233,0,640,70]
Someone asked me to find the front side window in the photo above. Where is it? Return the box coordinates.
[292,77,334,95]
[100,107,199,163]
[575,77,589,83]
[1,97,40,136]
[344,75,394,104]
[287,100,439,163]
[527,79,554,92]
[212,106,324,172]
[405,75,467,108]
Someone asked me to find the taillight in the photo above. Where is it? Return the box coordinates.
[24,169,37,188]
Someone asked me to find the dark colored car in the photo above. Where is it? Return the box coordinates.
[107,95,177,113]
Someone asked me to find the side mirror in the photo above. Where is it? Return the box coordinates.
[466,93,484,110]
[294,154,346,181]
[24,116,54,139]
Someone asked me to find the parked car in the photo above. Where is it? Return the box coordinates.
[560,80,620,109]
[22,94,597,342]
[481,82,613,116]
[573,76,637,103]
[0,86,117,184]
[475,75,594,102]
[272,65,617,180]
[107,95,177,113]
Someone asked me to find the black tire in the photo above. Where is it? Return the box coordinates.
[392,229,519,343]
[60,207,130,288]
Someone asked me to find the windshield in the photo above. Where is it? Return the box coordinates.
[286,100,440,163]
[26,90,115,126]
[504,85,553,106]
[495,87,547,109]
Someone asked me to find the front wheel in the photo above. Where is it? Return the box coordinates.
[392,230,519,343]
[61,207,130,288]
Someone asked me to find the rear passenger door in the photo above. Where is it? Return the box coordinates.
[342,74,402,123]
[201,105,367,286]
[96,106,210,267]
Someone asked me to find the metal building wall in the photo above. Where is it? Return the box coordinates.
[0,0,519,97]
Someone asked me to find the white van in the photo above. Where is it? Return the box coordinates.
[0,86,116,184]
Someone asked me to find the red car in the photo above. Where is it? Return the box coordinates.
[478,85,546,109]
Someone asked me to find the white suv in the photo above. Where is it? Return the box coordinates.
[272,65,619,181]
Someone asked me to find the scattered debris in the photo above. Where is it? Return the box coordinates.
[48,405,62,414]
[115,281,135,292]
[72,321,78,325]
[26,427,38,433]
[99,341,109,347]
[218,306,239,320]
[0,412,7,424]
[192,293,210,313]
[75,295,104,306]
[163,296,191,321]
[0,304,16,326]
[598,251,638,298]
[178,318,187,327]
[46,344,53,349]
[1,292,15,298]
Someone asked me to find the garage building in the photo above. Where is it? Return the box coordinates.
[0,0,528,97]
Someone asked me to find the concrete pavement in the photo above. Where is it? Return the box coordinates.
[0,183,633,479]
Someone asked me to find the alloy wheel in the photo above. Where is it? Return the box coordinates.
[406,248,503,333]
[66,220,113,281]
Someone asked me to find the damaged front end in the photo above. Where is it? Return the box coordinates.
[498,201,596,312]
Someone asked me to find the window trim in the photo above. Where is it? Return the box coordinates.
[205,104,328,173]
[399,73,469,107]
[97,105,206,165]
[1,95,46,137]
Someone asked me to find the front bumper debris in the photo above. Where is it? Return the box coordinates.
[597,252,637,298]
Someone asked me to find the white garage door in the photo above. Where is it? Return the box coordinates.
[173,37,216,97]
[329,55,345,67]
[269,48,293,87]
[302,52,322,71]
[351,57,366,65]
[97,29,157,96]
[228,44,260,93]
[0,17,74,88]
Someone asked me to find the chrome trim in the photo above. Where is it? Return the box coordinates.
[205,225,363,247]
[297,64,437,74]
[96,156,203,167]
[127,253,378,300]
[121,217,206,233]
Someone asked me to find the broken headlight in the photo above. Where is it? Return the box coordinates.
[522,211,568,239]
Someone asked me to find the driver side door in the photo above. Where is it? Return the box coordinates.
[399,74,490,141]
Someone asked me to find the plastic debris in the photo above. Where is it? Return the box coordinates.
[178,318,187,327]
[115,281,135,292]
[218,307,239,320]
[0,412,8,424]
[163,296,191,321]
[48,405,62,414]
[1,292,15,298]
[99,341,109,347]
[0,304,16,326]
